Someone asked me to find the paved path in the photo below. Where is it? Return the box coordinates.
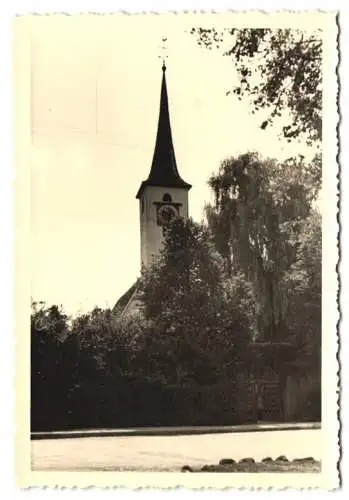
[31,428,322,471]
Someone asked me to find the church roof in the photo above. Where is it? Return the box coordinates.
[112,281,144,319]
[136,63,191,199]
[112,282,137,314]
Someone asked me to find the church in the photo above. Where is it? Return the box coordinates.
[114,61,191,317]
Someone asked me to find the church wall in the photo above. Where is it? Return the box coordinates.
[140,185,189,268]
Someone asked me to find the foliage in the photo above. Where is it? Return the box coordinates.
[138,217,254,387]
[281,209,321,374]
[30,296,252,429]
[206,152,321,342]
[190,27,322,144]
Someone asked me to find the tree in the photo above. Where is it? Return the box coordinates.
[136,217,256,425]
[138,217,254,387]
[190,27,322,144]
[206,152,321,341]
[282,209,321,373]
[31,302,76,430]
[69,307,146,427]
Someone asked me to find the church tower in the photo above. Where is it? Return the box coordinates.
[136,62,191,268]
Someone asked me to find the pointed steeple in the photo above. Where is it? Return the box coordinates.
[136,63,191,199]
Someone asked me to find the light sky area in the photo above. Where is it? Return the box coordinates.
[17,14,318,315]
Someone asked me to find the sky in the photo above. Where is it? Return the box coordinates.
[15,14,319,316]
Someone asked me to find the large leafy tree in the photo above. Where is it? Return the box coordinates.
[190,27,322,144]
[206,152,321,342]
[138,217,254,387]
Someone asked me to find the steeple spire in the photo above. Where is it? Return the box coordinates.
[136,62,191,199]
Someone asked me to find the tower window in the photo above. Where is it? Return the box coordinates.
[162,193,172,202]
[141,199,145,213]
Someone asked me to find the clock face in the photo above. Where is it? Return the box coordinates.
[158,205,177,226]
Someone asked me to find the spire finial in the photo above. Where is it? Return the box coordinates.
[159,37,168,71]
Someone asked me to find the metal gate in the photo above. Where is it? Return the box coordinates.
[259,381,284,421]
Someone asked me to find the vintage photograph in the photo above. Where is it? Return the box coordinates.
[14,11,339,488]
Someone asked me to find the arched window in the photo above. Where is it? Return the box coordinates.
[162,193,172,202]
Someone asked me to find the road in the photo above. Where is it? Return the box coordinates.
[31,428,322,471]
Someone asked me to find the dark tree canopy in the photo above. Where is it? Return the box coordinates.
[190,27,322,145]
[138,217,254,386]
[281,209,321,375]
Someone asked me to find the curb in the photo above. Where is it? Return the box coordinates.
[31,422,321,440]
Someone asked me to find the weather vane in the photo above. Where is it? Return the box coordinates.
[158,37,168,69]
